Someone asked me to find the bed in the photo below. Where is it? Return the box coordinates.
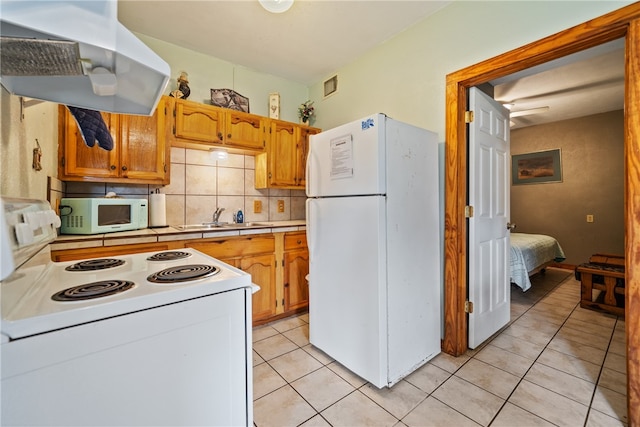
[510,233,566,291]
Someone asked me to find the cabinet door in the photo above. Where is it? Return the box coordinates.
[225,110,265,151]
[284,248,309,312]
[59,107,119,179]
[242,253,277,322]
[120,98,169,183]
[174,100,224,144]
[296,127,320,188]
[268,120,298,187]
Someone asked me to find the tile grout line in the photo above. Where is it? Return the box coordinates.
[487,274,622,426]
[483,272,584,425]
[582,315,624,427]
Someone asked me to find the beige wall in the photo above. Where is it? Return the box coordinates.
[0,88,58,200]
[308,1,631,136]
[510,110,624,265]
[136,34,309,123]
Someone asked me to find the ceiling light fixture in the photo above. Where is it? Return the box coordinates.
[259,0,294,13]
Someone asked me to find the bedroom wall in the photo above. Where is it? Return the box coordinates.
[510,110,624,266]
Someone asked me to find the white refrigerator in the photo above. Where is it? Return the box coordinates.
[306,113,441,388]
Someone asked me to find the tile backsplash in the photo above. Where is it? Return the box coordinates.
[62,147,307,226]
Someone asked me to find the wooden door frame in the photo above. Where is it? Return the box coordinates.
[443,3,640,425]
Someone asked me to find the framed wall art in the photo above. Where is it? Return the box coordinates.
[512,149,562,185]
[210,89,250,113]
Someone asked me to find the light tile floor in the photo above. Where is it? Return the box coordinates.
[252,268,627,426]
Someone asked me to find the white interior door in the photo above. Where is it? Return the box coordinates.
[468,87,511,349]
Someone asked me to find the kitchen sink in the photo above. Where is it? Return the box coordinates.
[173,222,275,231]
[222,222,272,228]
[173,222,227,230]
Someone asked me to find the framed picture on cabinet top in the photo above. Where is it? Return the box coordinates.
[269,92,280,119]
[210,88,250,113]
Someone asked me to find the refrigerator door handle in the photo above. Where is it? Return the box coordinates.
[305,199,314,258]
[306,146,313,196]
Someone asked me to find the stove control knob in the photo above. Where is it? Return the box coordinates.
[45,209,61,228]
[15,223,34,246]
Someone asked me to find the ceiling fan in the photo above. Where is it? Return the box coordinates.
[503,103,549,127]
[509,106,550,118]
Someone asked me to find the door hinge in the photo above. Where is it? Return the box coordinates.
[465,301,474,313]
[282,298,285,306]
[164,164,167,173]
[275,299,278,307]
[282,260,285,267]
[465,205,474,218]
[61,157,65,167]
[465,111,474,123]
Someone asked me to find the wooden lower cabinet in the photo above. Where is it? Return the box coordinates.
[50,231,309,325]
[241,253,277,322]
[283,232,309,312]
[184,235,277,324]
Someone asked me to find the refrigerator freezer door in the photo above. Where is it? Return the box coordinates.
[306,114,386,198]
[306,195,388,387]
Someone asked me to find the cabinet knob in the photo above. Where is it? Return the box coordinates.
[110,165,116,170]
[297,240,302,244]
[121,165,128,171]
[227,134,232,138]
[217,132,223,140]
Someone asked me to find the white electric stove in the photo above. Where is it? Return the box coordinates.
[0,197,254,426]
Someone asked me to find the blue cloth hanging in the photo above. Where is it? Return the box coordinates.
[66,106,114,151]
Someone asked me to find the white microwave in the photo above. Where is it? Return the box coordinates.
[59,198,148,234]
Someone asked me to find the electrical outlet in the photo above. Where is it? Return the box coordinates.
[254,200,262,214]
[277,199,285,213]
[587,214,594,223]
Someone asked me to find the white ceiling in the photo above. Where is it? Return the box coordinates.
[118,0,451,85]
[492,39,625,129]
[118,1,625,129]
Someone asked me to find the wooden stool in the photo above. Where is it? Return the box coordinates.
[576,254,625,316]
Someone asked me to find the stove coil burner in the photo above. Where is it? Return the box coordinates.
[146,251,192,261]
[52,280,135,301]
[65,258,125,272]
[147,264,220,283]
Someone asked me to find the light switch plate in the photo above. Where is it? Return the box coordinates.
[254,200,262,214]
[277,199,285,213]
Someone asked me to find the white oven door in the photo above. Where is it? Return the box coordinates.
[1,288,251,426]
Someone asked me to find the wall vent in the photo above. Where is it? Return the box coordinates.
[323,75,338,98]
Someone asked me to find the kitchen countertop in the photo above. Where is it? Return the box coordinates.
[51,220,306,251]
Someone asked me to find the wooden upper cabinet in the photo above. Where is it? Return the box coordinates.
[255,121,320,189]
[120,100,169,182]
[173,99,224,144]
[58,98,170,185]
[296,126,320,189]
[59,110,120,180]
[268,120,298,187]
[169,98,265,153]
[225,110,266,151]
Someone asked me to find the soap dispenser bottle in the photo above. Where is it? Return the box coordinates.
[236,208,244,224]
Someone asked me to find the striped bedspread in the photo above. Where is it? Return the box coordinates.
[510,233,566,291]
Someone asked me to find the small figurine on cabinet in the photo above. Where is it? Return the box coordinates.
[169,71,191,99]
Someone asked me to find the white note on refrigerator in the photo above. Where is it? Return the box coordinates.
[330,135,354,179]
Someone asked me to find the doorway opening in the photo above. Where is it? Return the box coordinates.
[442,4,640,425]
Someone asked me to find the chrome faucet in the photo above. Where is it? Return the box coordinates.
[212,207,225,223]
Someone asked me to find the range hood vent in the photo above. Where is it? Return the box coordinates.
[0,1,170,116]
